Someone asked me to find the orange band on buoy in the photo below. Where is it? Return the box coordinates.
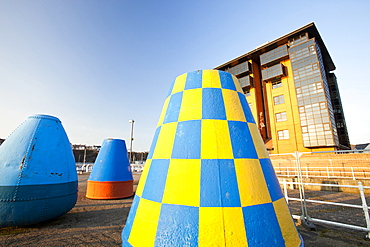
[86,180,134,199]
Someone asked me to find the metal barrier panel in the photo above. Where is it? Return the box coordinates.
[272,150,370,237]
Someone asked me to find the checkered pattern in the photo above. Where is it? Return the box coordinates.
[122,70,302,246]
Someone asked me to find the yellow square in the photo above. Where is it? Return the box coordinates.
[135,159,152,197]
[128,198,162,247]
[199,207,225,246]
[248,123,269,159]
[273,198,302,247]
[201,119,233,159]
[223,207,248,246]
[162,159,201,207]
[233,75,244,93]
[157,97,170,127]
[202,70,221,88]
[152,122,178,159]
[199,207,247,247]
[178,88,202,122]
[171,73,187,94]
[234,159,272,207]
[222,89,247,122]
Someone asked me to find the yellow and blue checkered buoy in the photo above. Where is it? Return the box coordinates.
[122,70,303,246]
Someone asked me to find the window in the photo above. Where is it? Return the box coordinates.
[226,61,252,76]
[272,80,282,89]
[260,45,289,66]
[277,130,289,140]
[276,112,287,122]
[244,87,251,96]
[239,75,252,88]
[273,95,285,105]
[261,64,286,81]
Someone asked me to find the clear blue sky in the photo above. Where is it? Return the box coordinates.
[1,0,370,151]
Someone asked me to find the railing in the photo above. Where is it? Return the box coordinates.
[274,166,370,180]
[75,163,145,174]
[131,164,145,173]
[280,179,370,238]
[76,163,93,173]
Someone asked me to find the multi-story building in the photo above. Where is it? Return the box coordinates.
[215,22,350,154]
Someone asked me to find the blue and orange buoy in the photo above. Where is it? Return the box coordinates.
[122,70,303,246]
[86,139,133,199]
[0,114,78,227]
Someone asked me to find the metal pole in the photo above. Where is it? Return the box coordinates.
[129,119,135,164]
[358,182,370,238]
[283,179,288,203]
[351,167,356,180]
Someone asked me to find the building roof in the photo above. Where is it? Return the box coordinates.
[352,143,370,150]
[215,22,335,71]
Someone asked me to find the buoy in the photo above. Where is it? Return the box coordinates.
[86,139,133,199]
[0,114,78,227]
[122,70,303,246]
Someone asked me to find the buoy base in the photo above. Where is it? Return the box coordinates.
[0,182,78,227]
[86,180,133,199]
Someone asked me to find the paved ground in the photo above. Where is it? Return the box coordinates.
[1,174,370,246]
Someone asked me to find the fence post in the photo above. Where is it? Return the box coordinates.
[326,166,330,178]
[287,166,289,177]
[351,167,356,180]
[358,182,370,238]
[283,179,288,204]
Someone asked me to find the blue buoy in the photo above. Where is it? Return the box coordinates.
[86,139,133,199]
[0,114,78,227]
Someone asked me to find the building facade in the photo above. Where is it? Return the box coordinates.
[215,23,350,154]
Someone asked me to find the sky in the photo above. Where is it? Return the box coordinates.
[1,0,370,151]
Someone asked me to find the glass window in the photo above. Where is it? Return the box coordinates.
[239,75,252,88]
[261,64,285,81]
[272,80,282,89]
[226,61,252,76]
[260,45,289,66]
[276,112,287,122]
[273,95,285,105]
[277,130,289,140]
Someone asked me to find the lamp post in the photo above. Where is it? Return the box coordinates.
[129,119,135,164]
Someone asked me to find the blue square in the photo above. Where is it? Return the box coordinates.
[171,120,201,159]
[166,79,176,97]
[200,159,241,207]
[163,92,183,124]
[228,121,258,159]
[141,159,170,203]
[219,71,236,91]
[122,195,141,242]
[202,88,226,120]
[147,126,161,159]
[242,203,284,246]
[260,158,284,202]
[238,92,256,124]
[155,204,199,246]
[184,70,202,90]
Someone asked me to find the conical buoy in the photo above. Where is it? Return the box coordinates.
[0,114,78,227]
[122,70,303,246]
[86,139,133,199]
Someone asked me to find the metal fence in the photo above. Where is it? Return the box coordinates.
[272,150,370,238]
[75,163,144,174]
[280,180,370,237]
[270,150,370,180]
[75,150,370,237]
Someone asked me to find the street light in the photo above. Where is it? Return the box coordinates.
[129,119,135,164]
